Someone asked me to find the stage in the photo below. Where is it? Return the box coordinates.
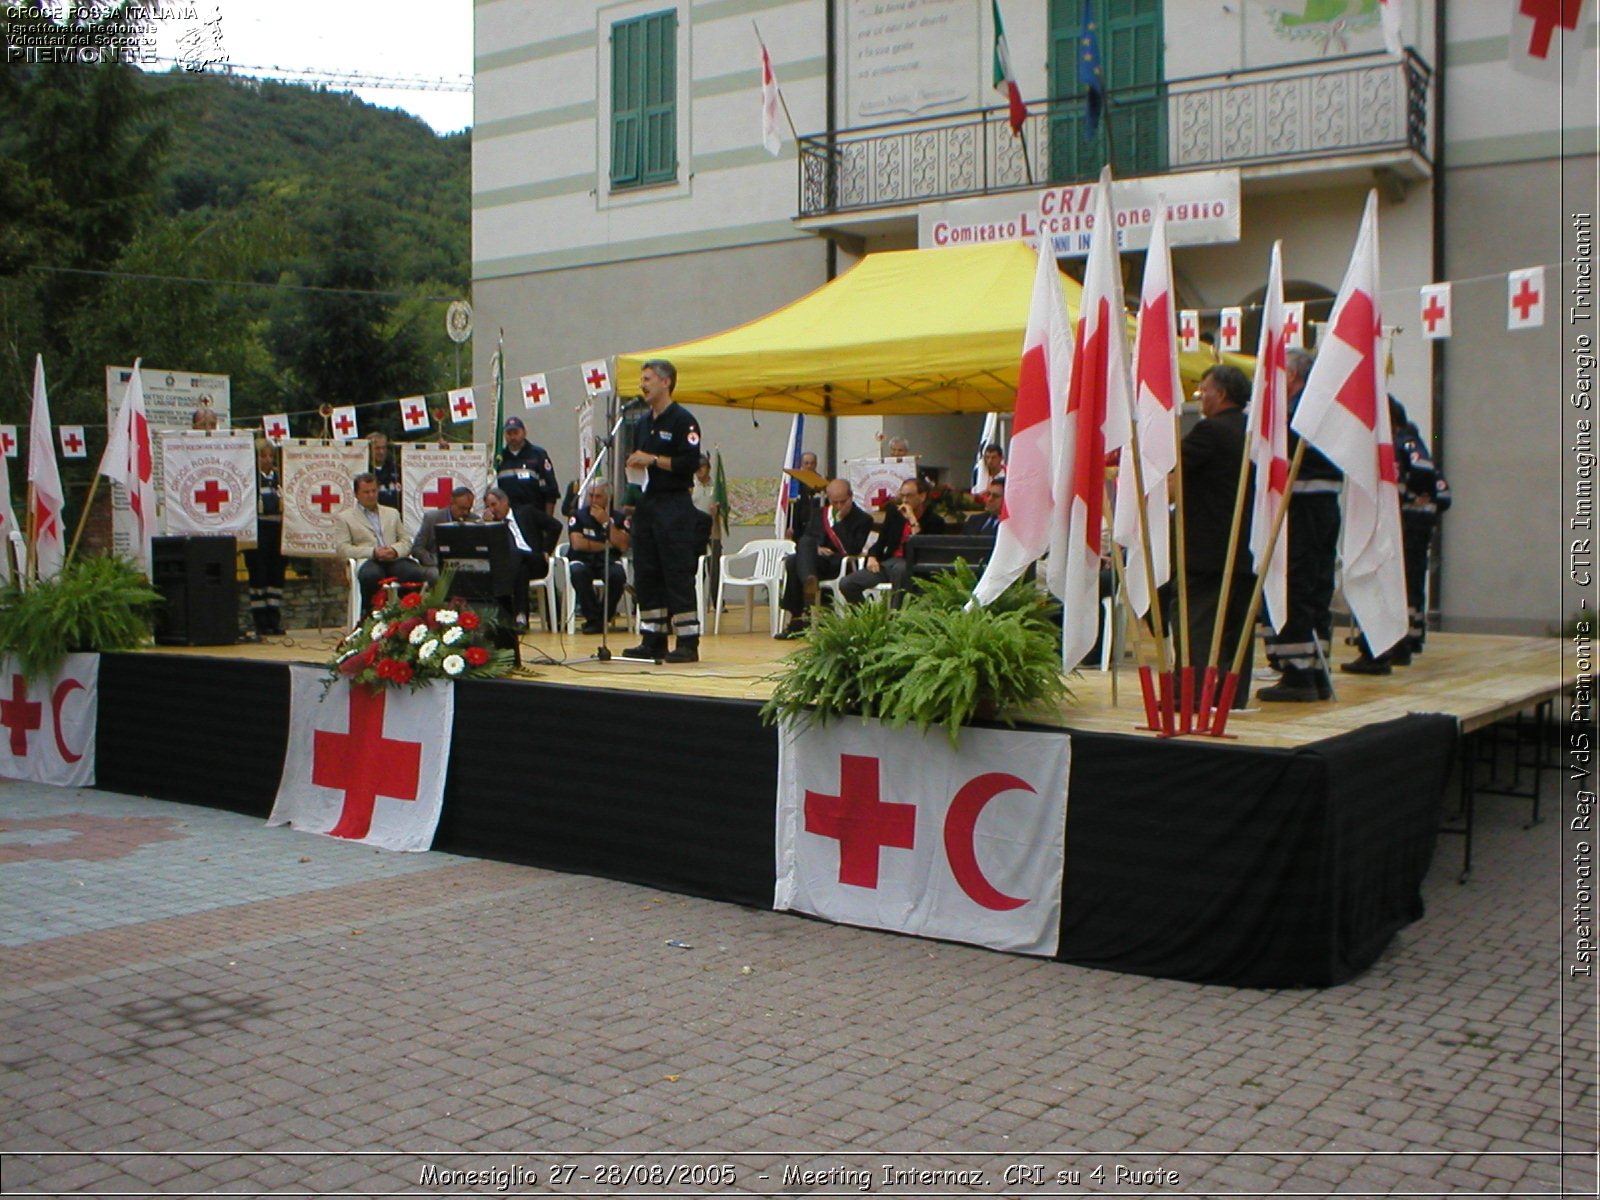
[90,627,1564,989]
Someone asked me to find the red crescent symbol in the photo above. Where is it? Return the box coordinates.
[943,772,1033,911]
[51,678,85,763]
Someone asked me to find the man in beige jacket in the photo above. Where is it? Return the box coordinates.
[334,472,425,611]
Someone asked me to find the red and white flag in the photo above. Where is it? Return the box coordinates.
[398,395,430,433]
[446,387,477,424]
[1283,300,1306,350]
[775,717,1070,956]
[1290,191,1408,655]
[0,426,16,458]
[1178,309,1201,354]
[1510,0,1590,83]
[1419,283,1452,339]
[1047,167,1131,668]
[99,360,156,576]
[991,0,1028,136]
[262,414,291,446]
[1113,203,1179,616]
[972,241,1073,606]
[760,43,783,156]
[58,425,87,459]
[519,373,551,410]
[28,355,66,581]
[1508,266,1546,330]
[1377,0,1404,56]
[1218,306,1244,352]
[329,405,360,441]
[774,413,805,539]
[269,666,453,852]
[972,411,1003,494]
[580,359,612,397]
[1248,242,1292,633]
[0,653,98,788]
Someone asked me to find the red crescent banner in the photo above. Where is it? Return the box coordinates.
[0,653,97,788]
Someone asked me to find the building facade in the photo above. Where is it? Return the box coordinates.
[472,0,1596,635]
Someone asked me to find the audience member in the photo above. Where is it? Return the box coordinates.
[839,475,947,606]
[776,478,875,639]
[413,485,479,583]
[568,480,630,634]
[334,472,425,611]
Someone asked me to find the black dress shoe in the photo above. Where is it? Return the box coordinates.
[775,621,808,641]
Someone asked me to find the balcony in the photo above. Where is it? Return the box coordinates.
[798,50,1431,220]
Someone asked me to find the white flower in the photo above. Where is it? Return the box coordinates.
[409,624,430,645]
[434,609,459,626]
[442,654,466,676]
[418,640,440,662]
[442,625,466,646]
[369,622,389,641]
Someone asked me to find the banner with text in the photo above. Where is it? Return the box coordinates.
[401,444,490,531]
[160,431,258,546]
[281,440,370,556]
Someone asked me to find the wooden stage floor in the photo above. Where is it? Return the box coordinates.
[148,623,1565,751]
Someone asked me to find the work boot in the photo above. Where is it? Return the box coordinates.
[1258,668,1324,702]
[1340,654,1392,676]
[663,638,699,664]
[621,635,667,661]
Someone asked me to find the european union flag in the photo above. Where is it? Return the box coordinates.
[1077,0,1105,137]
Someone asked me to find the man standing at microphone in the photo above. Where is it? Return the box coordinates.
[623,359,704,663]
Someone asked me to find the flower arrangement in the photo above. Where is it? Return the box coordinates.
[326,568,516,692]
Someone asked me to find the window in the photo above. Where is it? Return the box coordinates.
[1047,0,1165,182]
[610,9,678,190]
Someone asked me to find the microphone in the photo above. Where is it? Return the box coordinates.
[620,395,648,412]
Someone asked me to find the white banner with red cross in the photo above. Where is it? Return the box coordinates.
[281,440,371,556]
[775,718,1070,957]
[159,431,258,546]
[400,444,490,532]
[268,667,452,852]
[0,653,98,788]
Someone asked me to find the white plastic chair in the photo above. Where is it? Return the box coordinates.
[695,552,711,630]
[345,558,365,628]
[818,555,862,613]
[526,554,560,631]
[714,538,793,636]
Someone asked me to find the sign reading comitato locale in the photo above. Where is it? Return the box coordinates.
[919,169,1241,257]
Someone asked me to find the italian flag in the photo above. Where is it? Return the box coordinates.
[991,0,1027,136]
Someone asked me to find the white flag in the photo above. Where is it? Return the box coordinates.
[1510,0,1591,84]
[398,396,430,433]
[262,414,291,446]
[1290,191,1408,656]
[519,373,551,410]
[1419,283,1452,339]
[1507,267,1546,330]
[1178,310,1200,354]
[58,426,87,459]
[329,405,360,441]
[268,666,453,853]
[99,360,157,576]
[760,43,783,156]
[1377,0,1404,56]
[446,387,477,424]
[580,360,612,397]
[1248,242,1292,633]
[27,356,66,581]
[973,412,1002,493]
[1218,306,1243,352]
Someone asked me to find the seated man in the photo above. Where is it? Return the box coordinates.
[412,485,479,583]
[567,480,630,634]
[482,486,551,629]
[776,478,875,639]
[962,477,1005,536]
[334,471,426,611]
[839,475,948,606]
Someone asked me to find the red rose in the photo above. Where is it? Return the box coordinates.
[465,646,489,667]
[391,662,414,685]
[339,643,378,677]
[458,611,481,631]
[400,592,423,609]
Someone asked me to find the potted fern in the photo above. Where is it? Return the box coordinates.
[0,555,163,678]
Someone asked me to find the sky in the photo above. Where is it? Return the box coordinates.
[138,0,474,134]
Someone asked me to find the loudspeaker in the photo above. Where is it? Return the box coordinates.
[152,536,238,646]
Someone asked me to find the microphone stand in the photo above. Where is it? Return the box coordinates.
[574,394,646,663]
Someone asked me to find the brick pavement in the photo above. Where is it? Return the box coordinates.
[0,765,1593,1197]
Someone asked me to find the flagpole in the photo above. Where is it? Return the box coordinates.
[24,482,36,584]
[1100,494,1157,722]
[65,474,104,566]
[1121,417,1171,676]
[752,21,801,143]
[1170,404,1192,721]
[1198,403,1257,726]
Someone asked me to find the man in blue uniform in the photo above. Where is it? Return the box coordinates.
[623,359,704,662]
[494,416,560,519]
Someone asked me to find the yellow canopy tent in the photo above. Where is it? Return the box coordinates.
[616,241,1242,416]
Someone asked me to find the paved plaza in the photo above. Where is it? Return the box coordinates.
[0,763,1593,1197]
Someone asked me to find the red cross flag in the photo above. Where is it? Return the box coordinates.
[1419,283,1452,339]
[580,360,612,397]
[1511,0,1590,84]
[27,355,65,581]
[760,42,783,156]
[0,426,16,458]
[330,405,360,441]
[398,395,430,433]
[262,414,290,446]
[1218,306,1243,352]
[1290,191,1408,657]
[1507,266,1546,330]
[100,360,157,576]
[1046,166,1131,669]
[1178,309,1200,354]
[1282,300,1306,351]
[58,425,87,459]
[520,373,551,410]
[0,654,98,788]
[776,717,1070,955]
[447,386,477,424]
[1248,242,1292,635]
[269,667,452,852]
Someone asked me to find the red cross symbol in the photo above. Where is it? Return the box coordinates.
[452,393,475,419]
[1219,312,1239,347]
[0,429,15,456]
[422,478,454,509]
[1422,293,1448,333]
[585,366,609,391]
[265,419,288,441]
[61,430,84,455]
[1521,0,1582,58]
[333,412,356,437]
[310,484,341,514]
[804,754,916,888]
[868,484,896,510]
[1512,276,1541,321]
[523,377,547,405]
[193,479,231,514]
[1330,289,1380,430]
[404,402,426,427]
[1,674,42,758]
[1282,307,1301,344]
[1179,313,1196,344]
[311,686,422,840]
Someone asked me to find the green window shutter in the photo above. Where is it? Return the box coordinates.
[610,9,677,191]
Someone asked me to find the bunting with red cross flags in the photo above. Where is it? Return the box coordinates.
[1217,306,1243,353]
[58,425,87,459]
[1178,309,1200,354]
[0,426,17,458]
[520,373,551,411]
[261,414,291,446]
[775,717,1070,956]
[1419,283,1452,340]
[329,405,360,442]
[580,360,612,398]
[0,654,98,788]
[1507,266,1546,330]
[268,666,452,852]
[398,395,430,434]
[447,387,477,425]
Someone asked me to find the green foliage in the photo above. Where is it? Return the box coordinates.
[0,555,162,678]
[762,565,1073,748]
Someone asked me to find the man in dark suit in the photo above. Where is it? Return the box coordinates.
[483,486,559,629]
[838,475,948,606]
[776,478,876,638]
[412,486,479,583]
[962,478,1005,536]
[1179,364,1255,707]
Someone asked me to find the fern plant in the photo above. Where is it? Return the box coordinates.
[0,555,163,678]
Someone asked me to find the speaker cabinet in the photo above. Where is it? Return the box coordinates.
[152,536,238,646]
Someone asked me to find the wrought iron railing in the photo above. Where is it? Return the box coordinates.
[798,50,1431,219]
